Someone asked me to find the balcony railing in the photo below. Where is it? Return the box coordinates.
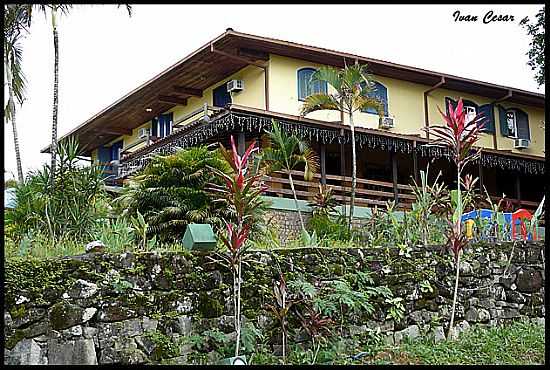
[118,104,226,178]
[263,170,416,210]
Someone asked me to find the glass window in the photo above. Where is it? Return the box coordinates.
[465,105,476,123]
[506,110,517,137]
[362,81,388,115]
[297,68,327,101]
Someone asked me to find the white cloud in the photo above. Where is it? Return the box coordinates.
[3,4,544,179]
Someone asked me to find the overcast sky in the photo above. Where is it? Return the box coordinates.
[3,4,544,180]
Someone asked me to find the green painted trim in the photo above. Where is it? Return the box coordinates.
[261,195,404,220]
[262,196,311,212]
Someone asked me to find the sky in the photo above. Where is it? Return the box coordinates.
[3,4,545,180]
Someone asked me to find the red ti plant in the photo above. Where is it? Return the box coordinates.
[209,135,267,357]
[424,98,485,340]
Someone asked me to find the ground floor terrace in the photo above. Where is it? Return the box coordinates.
[113,104,545,218]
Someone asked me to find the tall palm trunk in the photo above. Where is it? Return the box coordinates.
[5,58,24,183]
[49,8,59,187]
[348,112,357,230]
[288,172,306,232]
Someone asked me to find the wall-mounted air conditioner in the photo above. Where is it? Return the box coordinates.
[379,116,394,129]
[138,128,151,139]
[514,138,529,149]
[227,80,244,92]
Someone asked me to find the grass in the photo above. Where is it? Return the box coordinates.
[368,320,545,365]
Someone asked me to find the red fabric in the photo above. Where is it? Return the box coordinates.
[511,209,534,240]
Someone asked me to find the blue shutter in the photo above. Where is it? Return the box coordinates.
[498,105,509,136]
[515,109,530,140]
[158,115,165,138]
[97,146,112,178]
[478,104,495,133]
[110,141,123,160]
[165,112,173,136]
[151,118,158,137]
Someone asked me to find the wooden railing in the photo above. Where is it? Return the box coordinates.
[263,170,415,210]
[262,170,544,218]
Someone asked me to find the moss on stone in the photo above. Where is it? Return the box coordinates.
[198,292,224,318]
[5,329,26,350]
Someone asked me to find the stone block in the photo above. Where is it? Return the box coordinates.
[394,325,420,344]
[516,270,542,293]
[48,338,97,365]
[5,338,47,365]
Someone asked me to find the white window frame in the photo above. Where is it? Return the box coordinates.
[506,110,518,138]
[464,105,476,123]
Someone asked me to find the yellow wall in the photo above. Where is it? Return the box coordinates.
[270,54,543,158]
[93,53,544,165]
[112,64,266,157]
[428,88,545,156]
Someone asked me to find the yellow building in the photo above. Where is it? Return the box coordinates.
[45,29,545,212]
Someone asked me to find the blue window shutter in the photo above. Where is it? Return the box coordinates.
[110,141,123,160]
[165,112,173,136]
[478,104,495,133]
[498,105,509,136]
[158,115,165,138]
[151,118,158,137]
[97,146,112,178]
[515,109,530,140]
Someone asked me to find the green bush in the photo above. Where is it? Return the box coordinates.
[114,146,231,242]
[5,138,109,243]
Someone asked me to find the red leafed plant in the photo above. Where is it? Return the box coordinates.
[209,135,267,357]
[424,98,485,340]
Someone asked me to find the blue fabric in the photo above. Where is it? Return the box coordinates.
[213,84,232,107]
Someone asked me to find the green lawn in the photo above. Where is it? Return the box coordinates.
[369,320,545,365]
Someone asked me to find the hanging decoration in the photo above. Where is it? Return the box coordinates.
[119,110,545,178]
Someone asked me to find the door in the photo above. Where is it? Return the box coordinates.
[213,83,232,108]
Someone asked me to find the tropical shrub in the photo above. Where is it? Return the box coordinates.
[114,145,231,241]
[5,138,108,243]
[209,135,267,358]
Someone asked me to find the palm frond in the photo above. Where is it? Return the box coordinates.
[300,93,341,116]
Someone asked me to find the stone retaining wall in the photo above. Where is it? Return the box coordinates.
[4,241,545,365]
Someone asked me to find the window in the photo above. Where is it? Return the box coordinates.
[498,106,530,140]
[297,68,327,101]
[362,81,388,115]
[506,110,517,138]
[464,105,477,123]
[152,112,173,139]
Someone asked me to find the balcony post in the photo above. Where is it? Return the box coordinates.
[238,132,246,155]
[320,144,326,185]
[391,152,398,204]
[515,173,521,208]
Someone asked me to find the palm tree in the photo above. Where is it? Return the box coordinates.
[261,120,319,233]
[300,63,384,229]
[4,4,31,183]
[26,4,132,188]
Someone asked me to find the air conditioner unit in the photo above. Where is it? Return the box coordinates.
[514,138,529,149]
[227,79,244,92]
[138,127,151,139]
[379,116,394,129]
